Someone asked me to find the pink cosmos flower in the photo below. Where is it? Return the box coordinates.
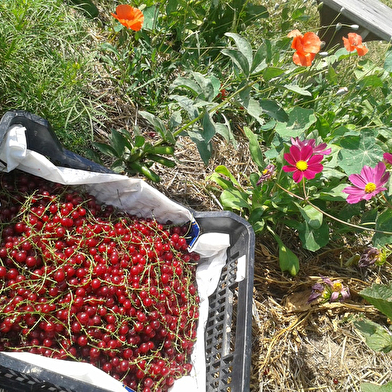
[343,162,390,204]
[290,137,331,156]
[383,152,392,165]
[283,144,324,183]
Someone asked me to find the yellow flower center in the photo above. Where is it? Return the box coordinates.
[364,182,376,193]
[296,160,308,171]
[262,169,268,175]
[332,282,342,292]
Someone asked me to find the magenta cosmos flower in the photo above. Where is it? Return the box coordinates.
[343,162,390,204]
[283,144,324,183]
[291,137,331,156]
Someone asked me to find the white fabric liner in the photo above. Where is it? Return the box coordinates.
[0,125,231,392]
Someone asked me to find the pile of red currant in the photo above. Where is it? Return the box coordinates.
[0,170,200,392]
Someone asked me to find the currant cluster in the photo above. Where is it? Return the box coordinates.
[0,170,200,392]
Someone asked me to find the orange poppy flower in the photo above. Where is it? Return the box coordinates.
[111,5,144,31]
[342,33,368,56]
[288,30,321,66]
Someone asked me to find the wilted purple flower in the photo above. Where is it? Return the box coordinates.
[308,276,350,304]
[343,162,390,204]
[383,152,392,165]
[257,164,275,185]
[358,247,384,268]
[307,282,325,303]
[290,137,332,156]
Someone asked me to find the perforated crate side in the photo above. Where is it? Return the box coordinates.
[194,212,255,392]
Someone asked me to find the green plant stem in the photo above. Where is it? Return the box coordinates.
[381,193,392,210]
[275,183,392,236]
[301,178,308,200]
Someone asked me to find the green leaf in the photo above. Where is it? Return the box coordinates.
[298,220,330,251]
[100,43,120,57]
[69,0,99,18]
[111,159,125,173]
[134,135,145,148]
[372,209,392,246]
[208,171,235,191]
[354,318,392,353]
[259,99,288,122]
[221,48,250,76]
[243,126,264,169]
[192,72,218,101]
[251,44,268,74]
[263,67,284,81]
[140,5,158,30]
[214,165,242,188]
[283,84,312,96]
[384,49,392,73]
[319,183,349,200]
[358,75,384,89]
[220,189,250,210]
[186,130,212,165]
[361,208,378,229]
[201,112,216,144]
[170,76,202,96]
[361,381,392,392]
[224,33,253,74]
[243,4,268,25]
[360,282,392,320]
[296,204,323,229]
[208,75,221,101]
[139,111,176,144]
[327,65,338,84]
[170,94,199,120]
[239,89,264,125]
[93,142,119,158]
[338,129,384,176]
[110,129,128,156]
[248,208,266,234]
[275,107,316,139]
[272,233,299,276]
[214,115,237,147]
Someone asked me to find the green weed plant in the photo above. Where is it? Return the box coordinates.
[2,1,392,276]
[96,2,392,276]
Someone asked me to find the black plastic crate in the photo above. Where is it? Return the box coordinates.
[194,211,254,392]
[0,352,114,392]
[0,111,255,392]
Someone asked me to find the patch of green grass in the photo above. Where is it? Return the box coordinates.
[0,0,105,154]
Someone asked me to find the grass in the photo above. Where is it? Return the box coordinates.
[0,0,106,154]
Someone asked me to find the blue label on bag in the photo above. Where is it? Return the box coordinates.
[123,385,136,392]
[186,218,200,251]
